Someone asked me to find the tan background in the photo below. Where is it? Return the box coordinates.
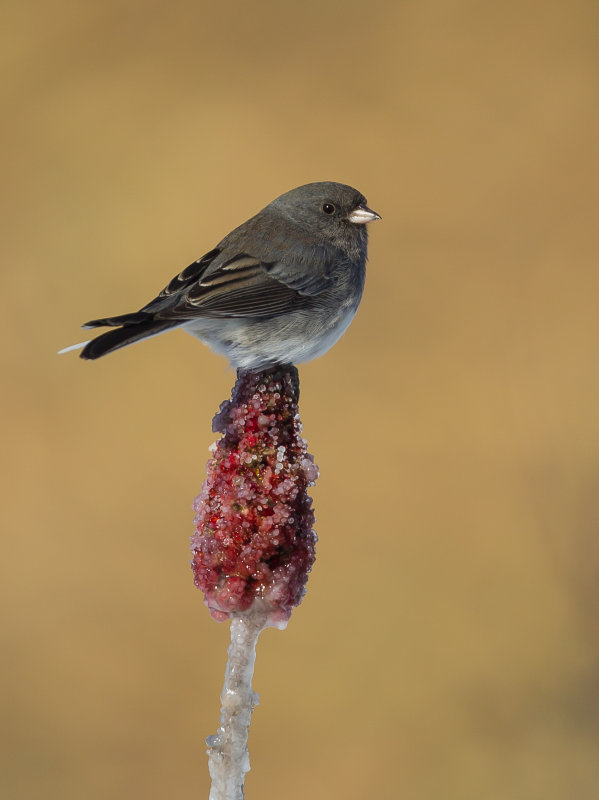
[2,1,599,798]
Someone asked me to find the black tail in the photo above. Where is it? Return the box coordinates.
[83,311,152,329]
[80,320,177,360]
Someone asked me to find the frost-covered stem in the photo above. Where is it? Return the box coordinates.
[207,605,268,800]
[194,366,318,794]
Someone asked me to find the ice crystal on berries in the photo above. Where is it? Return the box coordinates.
[191,365,318,628]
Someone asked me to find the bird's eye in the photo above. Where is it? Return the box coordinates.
[322,203,336,215]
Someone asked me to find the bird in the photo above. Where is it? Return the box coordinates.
[60,182,381,369]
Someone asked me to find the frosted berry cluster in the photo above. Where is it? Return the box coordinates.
[191,366,318,628]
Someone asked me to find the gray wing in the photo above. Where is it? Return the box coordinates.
[140,227,340,321]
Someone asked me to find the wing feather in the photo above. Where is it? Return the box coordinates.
[160,259,299,319]
[135,231,340,323]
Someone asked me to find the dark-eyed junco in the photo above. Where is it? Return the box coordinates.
[61,182,380,368]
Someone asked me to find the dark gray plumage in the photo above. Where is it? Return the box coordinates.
[77,182,381,367]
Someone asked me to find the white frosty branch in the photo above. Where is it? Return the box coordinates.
[207,605,268,800]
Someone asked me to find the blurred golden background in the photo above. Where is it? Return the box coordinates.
[2,1,599,797]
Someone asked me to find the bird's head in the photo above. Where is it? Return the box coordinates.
[270,181,381,252]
